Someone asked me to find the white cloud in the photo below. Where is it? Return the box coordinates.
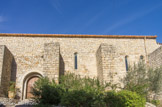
[0,16,5,23]
[103,3,162,34]
[50,0,63,15]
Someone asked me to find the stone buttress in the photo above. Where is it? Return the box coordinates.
[0,45,13,97]
[43,42,60,83]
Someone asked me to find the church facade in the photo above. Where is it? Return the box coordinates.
[0,33,161,100]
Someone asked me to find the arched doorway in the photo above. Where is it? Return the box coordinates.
[22,72,42,99]
[26,76,39,99]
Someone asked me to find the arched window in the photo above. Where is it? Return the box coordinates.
[74,53,78,69]
[125,56,128,72]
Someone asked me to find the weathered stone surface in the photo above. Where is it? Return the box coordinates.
[96,44,118,84]
[43,42,60,82]
[149,46,162,68]
[0,45,13,97]
[0,34,160,99]
[145,102,156,107]
[0,97,18,107]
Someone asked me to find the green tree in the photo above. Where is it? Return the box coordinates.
[123,61,149,97]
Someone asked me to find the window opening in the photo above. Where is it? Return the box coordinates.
[74,53,77,69]
[125,56,128,72]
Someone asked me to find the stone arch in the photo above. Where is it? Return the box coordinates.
[22,72,43,99]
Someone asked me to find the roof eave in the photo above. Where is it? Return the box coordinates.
[0,33,157,39]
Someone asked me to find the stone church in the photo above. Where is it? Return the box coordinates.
[0,33,161,100]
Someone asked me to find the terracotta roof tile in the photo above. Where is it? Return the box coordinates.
[0,33,157,39]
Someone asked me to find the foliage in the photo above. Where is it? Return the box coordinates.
[104,90,146,107]
[34,104,52,107]
[32,77,64,105]
[32,74,107,106]
[32,73,147,106]
[60,73,106,106]
[123,60,162,106]
[147,66,162,93]
[61,89,96,106]
[32,104,53,107]
[9,81,15,92]
[150,100,160,106]
[123,61,149,97]
[59,73,106,92]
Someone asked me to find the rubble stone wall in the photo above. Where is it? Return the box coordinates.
[43,42,60,82]
[0,36,160,99]
[149,46,162,68]
[0,45,13,97]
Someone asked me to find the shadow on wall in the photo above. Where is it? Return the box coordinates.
[10,57,17,82]
[10,57,20,99]
[59,54,65,77]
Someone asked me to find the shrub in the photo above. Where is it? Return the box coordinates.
[104,90,146,107]
[60,73,106,106]
[123,60,162,105]
[123,61,149,97]
[32,74,106,106]
[59,73,106,92]
[34,104,52,107]
[32,77,64,105]
[32,74,147,106]
[147,66,162,93]
[104,91,118,107]
[61,89,94,106]
[61,89,105,107]
[150,100,160,106]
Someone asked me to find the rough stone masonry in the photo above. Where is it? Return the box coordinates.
[0,33,161,100]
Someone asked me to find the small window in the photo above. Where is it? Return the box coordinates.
[74,53,77,69]
[125,56,128,72]
[140,55,144,60]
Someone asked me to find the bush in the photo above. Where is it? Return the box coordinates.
[61,89,94,106]
[32,77,64,105]
[104,90,146,107]
[32,74,106,106]
[32,74,147,106]
[60,73,106,106]
[34,104,52,107]
[150,100,160,106]
[61,89,105,107]
[59,73,106,92]
[123,60,162,105]
[147,67,162,93]
[123,61,149,97]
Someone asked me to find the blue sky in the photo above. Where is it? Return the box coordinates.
[0,0,162,42]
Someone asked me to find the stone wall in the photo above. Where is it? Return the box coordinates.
[96,43,118,83]
[0,35,160,99]
[101,44,117,83]
[96,44,103,82]
[0,46,4,86]
[148,46,162,68]
[43,42,60,82]
[0,45,13,97]
[0,46,4,96]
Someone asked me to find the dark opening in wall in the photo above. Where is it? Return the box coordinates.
[125,56,128,72]
[140,55,144,60]
[74,53,78,69]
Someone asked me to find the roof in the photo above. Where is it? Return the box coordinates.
[0,33,157,39]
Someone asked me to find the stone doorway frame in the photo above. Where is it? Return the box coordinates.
[22,72,43,100]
